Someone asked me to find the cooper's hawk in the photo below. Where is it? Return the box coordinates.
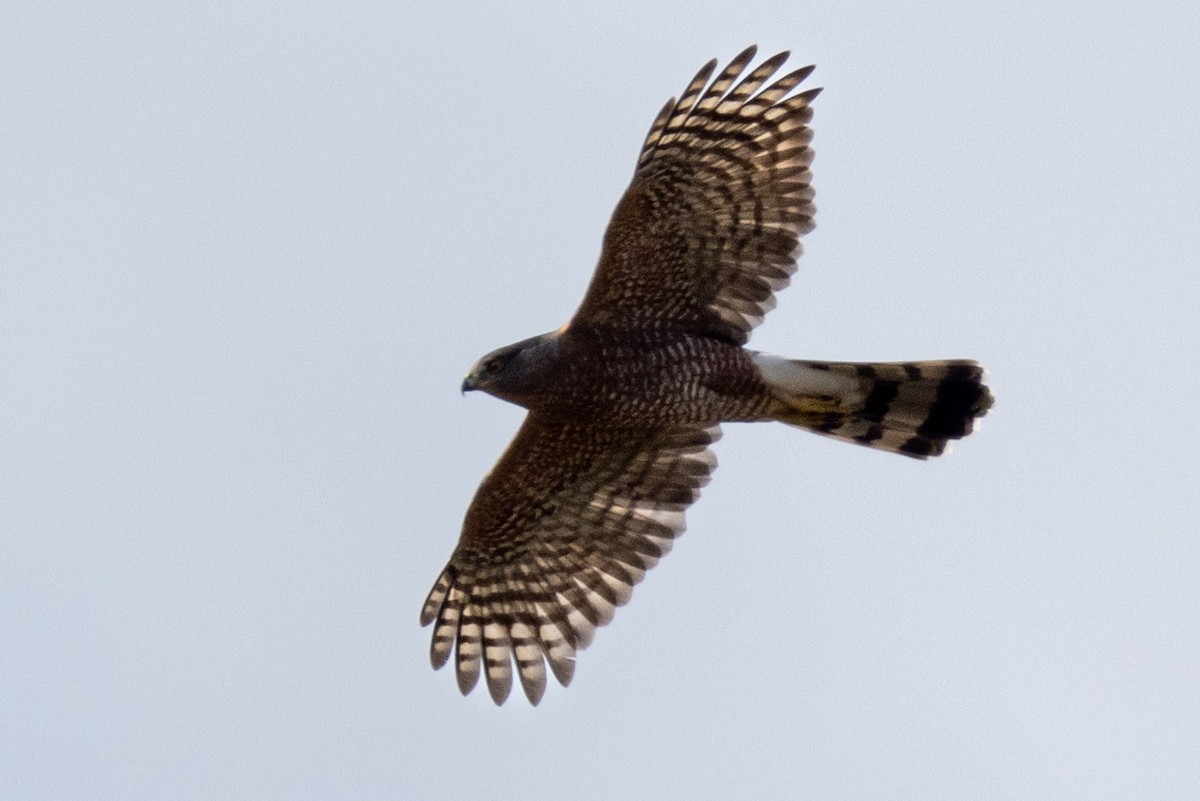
[420,46,993,705]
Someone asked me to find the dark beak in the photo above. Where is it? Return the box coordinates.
[461,375,478,395]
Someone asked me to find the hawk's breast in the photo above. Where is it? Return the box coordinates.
[542,324,772,424]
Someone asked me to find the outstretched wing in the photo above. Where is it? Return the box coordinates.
[573,46,820,345]
[420,417,720,705]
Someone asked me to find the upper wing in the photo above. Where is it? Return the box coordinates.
[420,415,720,705]
[573,46,820,345]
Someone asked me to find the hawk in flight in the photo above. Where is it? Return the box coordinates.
[421,46,993,705]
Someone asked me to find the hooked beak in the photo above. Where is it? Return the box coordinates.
[461,374,479,395]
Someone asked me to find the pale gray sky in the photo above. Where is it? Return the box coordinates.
[4,2,1199,799]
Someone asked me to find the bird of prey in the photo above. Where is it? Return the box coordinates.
[420,46,993,705]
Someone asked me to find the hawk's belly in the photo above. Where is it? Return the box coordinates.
[543,330,773,425]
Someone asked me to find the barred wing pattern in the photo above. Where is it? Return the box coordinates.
[575,45,820,345]
[420,418,721,705]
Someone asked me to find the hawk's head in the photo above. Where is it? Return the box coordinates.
[462,330,565,409]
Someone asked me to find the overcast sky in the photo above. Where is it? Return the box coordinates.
[4,2,1199,799]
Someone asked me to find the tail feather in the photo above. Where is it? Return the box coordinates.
[754,355,993,458]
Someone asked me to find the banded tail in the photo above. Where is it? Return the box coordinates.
[754,354,994,458]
